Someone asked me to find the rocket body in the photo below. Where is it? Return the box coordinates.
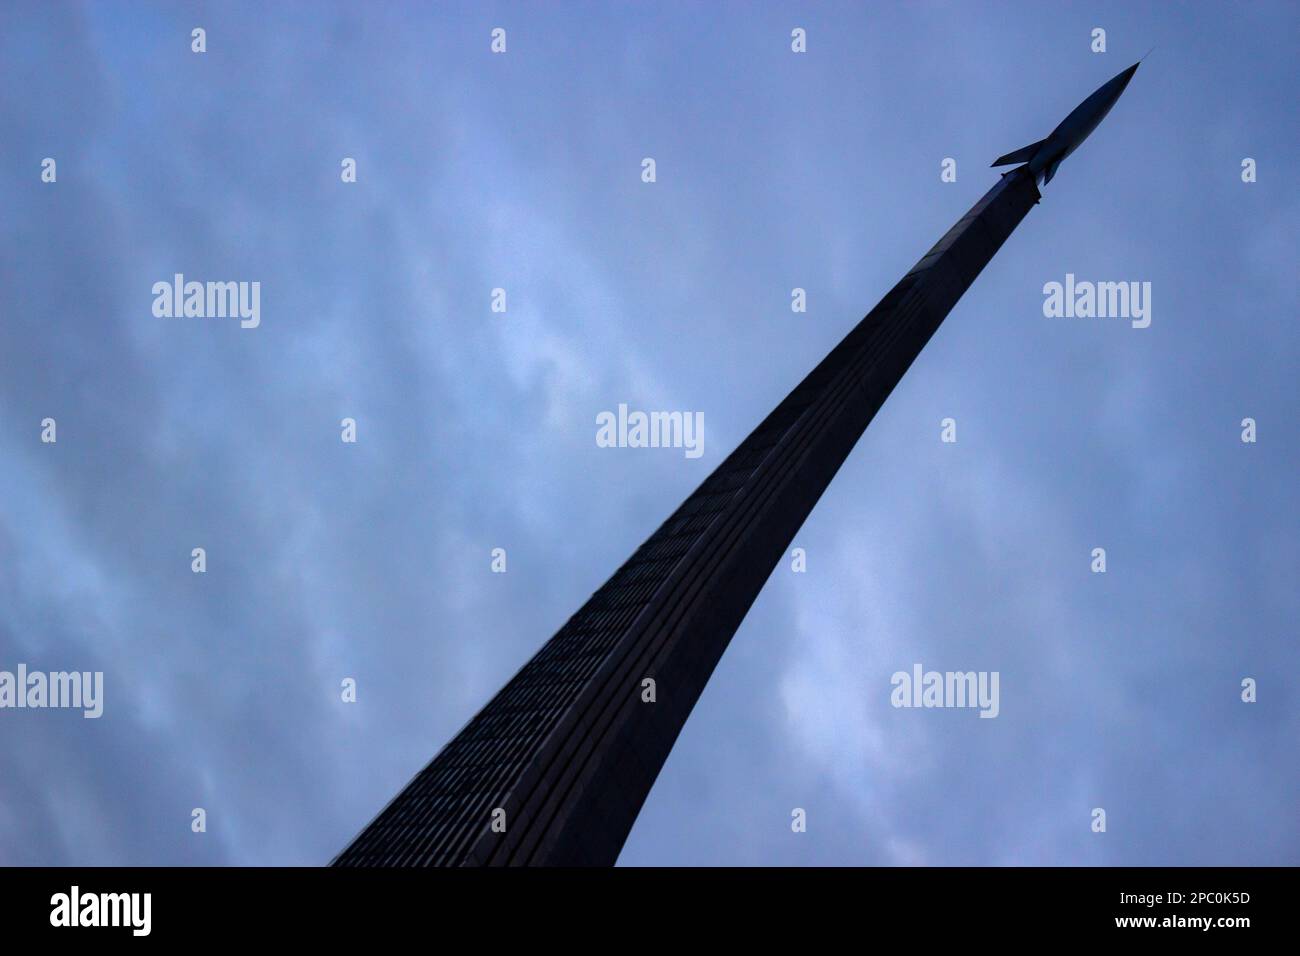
[992,62,1140,184]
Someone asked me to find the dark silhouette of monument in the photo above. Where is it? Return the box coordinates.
[333,63,1139,866]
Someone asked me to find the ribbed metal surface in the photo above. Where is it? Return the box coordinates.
[333,168,1041,866]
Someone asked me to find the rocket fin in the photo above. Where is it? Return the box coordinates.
[990,138,1046,167]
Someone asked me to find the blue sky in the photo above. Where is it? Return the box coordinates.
[0,1,1295,865]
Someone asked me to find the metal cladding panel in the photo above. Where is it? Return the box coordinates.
[332,168,1042,867]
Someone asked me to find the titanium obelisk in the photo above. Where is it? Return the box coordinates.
[334,63,1139,866]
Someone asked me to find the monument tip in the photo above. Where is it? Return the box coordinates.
[990,62,1140,185]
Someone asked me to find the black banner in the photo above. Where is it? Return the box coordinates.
[0,866,1284,941]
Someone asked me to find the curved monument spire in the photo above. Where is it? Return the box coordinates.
[334,64,1138,867]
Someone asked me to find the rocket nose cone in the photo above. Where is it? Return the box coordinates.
[1115,61,1140,88]
[1093,61,1139,108]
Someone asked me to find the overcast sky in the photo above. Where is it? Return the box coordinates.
[1,1,1295,866]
